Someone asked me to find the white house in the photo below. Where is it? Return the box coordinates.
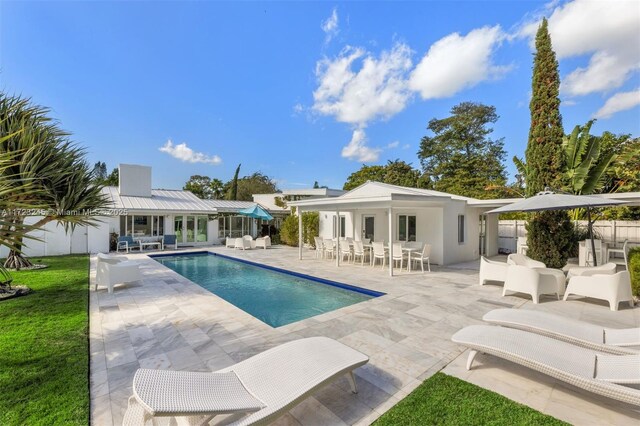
[289,181,517,274]
[1,164,260,257]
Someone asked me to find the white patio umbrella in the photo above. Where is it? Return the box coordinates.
[486,190,626,266]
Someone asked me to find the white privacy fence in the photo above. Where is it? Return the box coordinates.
[498,220,640,254]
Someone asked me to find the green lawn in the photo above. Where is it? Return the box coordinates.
[0,255,89,426]
[374,372,567,426]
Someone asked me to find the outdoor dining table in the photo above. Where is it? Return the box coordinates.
[361,243,418,270]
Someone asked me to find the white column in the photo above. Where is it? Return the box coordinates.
[336,210,340,267]
[298,211,303,260]
[388,207,393,277]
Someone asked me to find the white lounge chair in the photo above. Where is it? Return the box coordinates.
[479,256,507,285]
[123,337,368,426]
[226,237,236,248]
[255,236,271,250]
[95,253,141,294]
[507,253,546,269]
[564,271,634,311]
[566,262,617,280]
[452,325,640,406]
[502,265,562,303]
[483,309,640,354]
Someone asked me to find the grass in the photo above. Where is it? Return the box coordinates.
[0,255,89,426]
[374,372,567,426]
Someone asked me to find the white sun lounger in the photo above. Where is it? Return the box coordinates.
[123,337,368,426]
[452,325,640,406]
[483,309,640,355]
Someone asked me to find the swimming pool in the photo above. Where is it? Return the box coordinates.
[151,252,384,327]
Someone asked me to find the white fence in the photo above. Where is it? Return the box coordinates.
[498,220,640,254]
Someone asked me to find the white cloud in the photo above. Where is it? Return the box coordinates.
[593,89,640,119]
[386,140,400,149]
[159,140,222,165]
[409,26,509,99]
[519,0,640,98]
[321,8,339,43]
[341,128,381,162]
[313,43,413,125]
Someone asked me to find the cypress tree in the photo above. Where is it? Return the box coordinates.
[525,18,573,268]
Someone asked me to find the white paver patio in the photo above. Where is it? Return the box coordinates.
[90,246,640,425]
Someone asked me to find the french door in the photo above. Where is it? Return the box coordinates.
[362,215,375,241]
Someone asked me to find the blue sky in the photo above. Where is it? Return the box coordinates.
[2,1,639,190]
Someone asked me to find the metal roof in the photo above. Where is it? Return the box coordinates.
[102,186,255,213]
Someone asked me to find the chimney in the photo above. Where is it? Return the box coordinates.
[118,164,152,197]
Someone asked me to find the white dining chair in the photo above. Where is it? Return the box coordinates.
[392,242,405,270]
[585,239,603,266]
[607,240,629,269]
[323,239,335,260]
[353,241,366,266]
[372,242,386,268]
[412,244,431,272]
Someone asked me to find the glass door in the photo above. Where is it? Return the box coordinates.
[174,217,184,243]
[362,215,375,241]
[196,216,208,242]
[186,216,195,243]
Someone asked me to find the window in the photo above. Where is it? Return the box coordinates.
[332,215,346,238]
[458,215,465,244]
[397,215,417,241]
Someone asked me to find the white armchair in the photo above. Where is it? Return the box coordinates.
[225,237,235,248]
[234,237,252,250]
[507,253,546,269]
[564,271,634,311]
[479,256,508,285]
[503,265,561,304]
[566,262,617,280]
[255,236,271,249]
[243,235,257,249]
[95,253,141,294]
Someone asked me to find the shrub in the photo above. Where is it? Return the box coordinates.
[278,212,320,247]
[279,215,298,246]
[628,247,640,298]
[302,212,319,248]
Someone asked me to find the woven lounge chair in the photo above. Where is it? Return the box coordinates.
[452,325,640,406]
[123,336,368,426]
[483,309,639,355]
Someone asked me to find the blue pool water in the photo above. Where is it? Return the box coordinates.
[152,252,383,327]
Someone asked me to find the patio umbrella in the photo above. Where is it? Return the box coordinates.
[238,204,274,221]
[486,190,626,266]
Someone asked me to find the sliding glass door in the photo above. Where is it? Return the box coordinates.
[174,215,208,244]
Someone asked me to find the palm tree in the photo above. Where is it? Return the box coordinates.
[0,94,110,269]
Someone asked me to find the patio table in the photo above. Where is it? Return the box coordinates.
[138,240,162,251]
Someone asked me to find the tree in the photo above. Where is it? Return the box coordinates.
[92,162,108,182]
[184,175,214,199]
[227,163,241,200]
[343,160,427,191]
[104,167,119,186]
[417,102,507,199]
[524,18,573,269]
[0,94,110,269]
[234,172,278,201]
[563,120,616,196]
